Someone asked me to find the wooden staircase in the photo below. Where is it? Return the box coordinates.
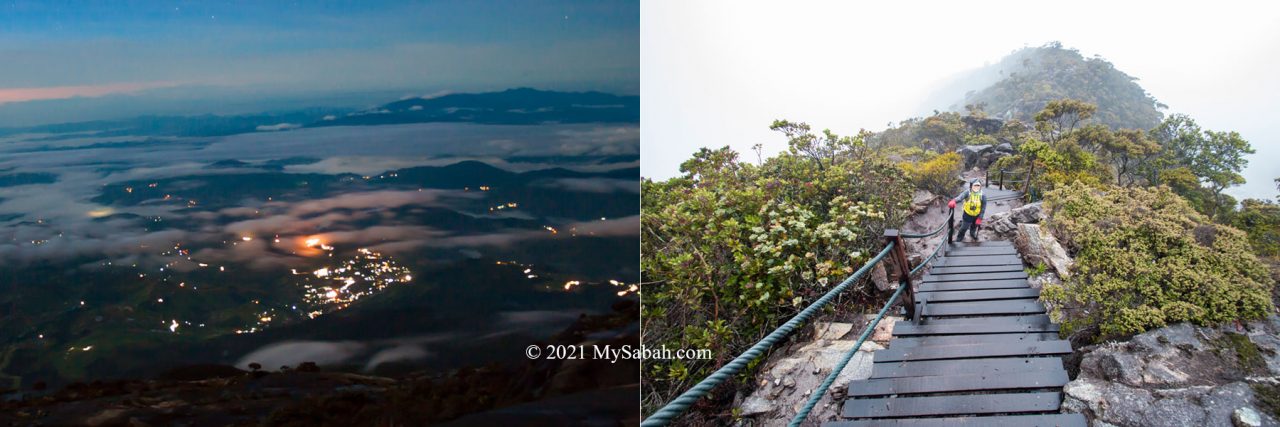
[827,240,1085,427]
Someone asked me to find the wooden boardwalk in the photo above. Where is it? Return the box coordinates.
[828,240,1085,427]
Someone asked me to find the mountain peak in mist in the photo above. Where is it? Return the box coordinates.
[935,42,1166,130]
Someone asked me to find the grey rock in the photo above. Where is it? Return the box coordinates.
[1008,202,1045,223]
[1014,223,1073,279]
[1145,397,1206,426]
[1204,383,1260,426]
[979,150,1010,169]
[871,262,892,292]
[1234,407,1262,427]
[737,338,882,421]
[962,116,1004,134]
[1096,351,1146,387]
[1143,360,1191,386]
[1099,384,1154,426]
[996,142,1015,153]
[910,190,936,214]
[956,144,993,169]
[1027,272,1061,291]
[983,203,1044,239]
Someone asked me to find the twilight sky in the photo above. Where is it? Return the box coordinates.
[642,0,1280,201]
[0,0,638,121]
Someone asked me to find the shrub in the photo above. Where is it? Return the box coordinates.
[641,122,912,416]
[1039,184,1274,340]
[901,152,962,197]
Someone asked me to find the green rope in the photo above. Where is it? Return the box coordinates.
[900,214,950,239]
[787,280,907,426]
[639,242,896,427]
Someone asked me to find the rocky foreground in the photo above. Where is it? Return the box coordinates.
[0,300,640,427]
[1064,319,1280,427]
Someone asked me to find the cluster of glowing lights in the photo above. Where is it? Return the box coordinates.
[489,202,519,212]
[292,246,413,319]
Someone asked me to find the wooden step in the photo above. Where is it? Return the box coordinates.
[890,332,1059,348]
[841,391,1062,418]
[923,315,1051,325]
[929,264,1026,275]
[827,413,1086,427]
[869,357,1063,379]
[923,300,1046,317]
[920,288,1039,303]
[936,255,1024,267]
[846,369,1068,397]
[918,279,1031,292]
[923,271,1027,282]
[893,322,1059,337]
[873,340,1072,362]
[949,240,1013,248]
[945,247,1019,256]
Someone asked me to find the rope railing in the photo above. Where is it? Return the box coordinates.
[788,211,950,426]
[641,207,957,427]
[639,242,897,427]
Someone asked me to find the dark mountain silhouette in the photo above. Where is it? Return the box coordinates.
[314,88,639,127]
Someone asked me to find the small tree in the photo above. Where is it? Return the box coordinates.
[1100,129,1160,186]
[1034,99,1097,142]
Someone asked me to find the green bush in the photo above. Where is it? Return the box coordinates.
[641,122,911,416]
[901,152,962,197]
[1039,184,1274,340]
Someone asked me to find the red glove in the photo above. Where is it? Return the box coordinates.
[947,200,956,209]
[975,218,982,225]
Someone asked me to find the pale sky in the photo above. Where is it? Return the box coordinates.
[642,1,1280,201]
[0,1,639,120]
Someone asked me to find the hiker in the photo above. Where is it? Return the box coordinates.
[947,179,987,242]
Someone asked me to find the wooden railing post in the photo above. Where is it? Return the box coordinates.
[999,169,1005,190]
[883,229,915,319]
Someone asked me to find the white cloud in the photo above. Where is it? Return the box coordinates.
[255,123,300,132]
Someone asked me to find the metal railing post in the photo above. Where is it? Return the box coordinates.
[883,229,915,319]
[999,169,1005,190]
[947,207,955,244]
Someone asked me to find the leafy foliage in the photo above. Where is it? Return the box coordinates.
[640,121,911,416]
[1230,199,1280,259]
[1144,114,1256,219]
[900,152,963,197]
[1039,185,1274,340]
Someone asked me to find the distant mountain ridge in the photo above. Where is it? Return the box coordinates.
[0,88,638,139]
[314,88,639,127]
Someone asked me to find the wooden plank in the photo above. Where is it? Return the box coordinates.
[828,413,1087,427]
[918,279,1030,292]
[924,300,1045,317]
[841,391,1062,418]
[893,322,1058,336]
[920,288,1039,302]
[924,315,1051,325]
[873,340,1072,362]
[891,332,1059,348]
[947,245,1018,254]
[936,255,1024,267]
[950,241,1013,248]
[846,369,1069,397]
[923,271,1027,282]
[943,251,1020,259]
[929,264,1025,274]
[869,357,1062,379]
